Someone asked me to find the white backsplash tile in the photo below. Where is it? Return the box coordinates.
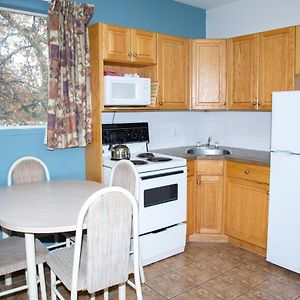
[101,111,271,151]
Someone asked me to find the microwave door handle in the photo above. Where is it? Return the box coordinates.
[141,170,184,180]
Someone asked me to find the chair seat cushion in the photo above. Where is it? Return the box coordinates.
[0,236,48,276]
[46,245,87,291]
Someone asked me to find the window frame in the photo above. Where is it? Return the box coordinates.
[0,7,48,130]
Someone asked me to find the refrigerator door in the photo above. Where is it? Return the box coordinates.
[267,152,300,273]
[271,91,300,154]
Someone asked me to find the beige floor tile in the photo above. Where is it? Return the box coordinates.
[160,252,195,270]
[235,288,277,299]
[198,253,242,273]
[146,272,195,299]
[225,263,269,286]
[144,260,173,280]
[200,274,251,300]
[171,286,222,299]
[174,261,220,284]
[184,243,218,260]
[256,276,300,300]
[246,256,282,275]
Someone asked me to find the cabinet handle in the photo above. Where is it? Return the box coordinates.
[133,52,137,57]
[244,169,249,174]
[267,191,269,195]
[159,102,163,105]
[252,101,257,105]
[223,102,226,105]
[197,180,201,185]
[258,101,262,106]
[128,52,132,57]
[187,167,190,172]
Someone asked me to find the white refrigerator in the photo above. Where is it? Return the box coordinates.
[267,91,300,273]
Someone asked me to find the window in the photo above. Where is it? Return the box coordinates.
[0,9,48,126]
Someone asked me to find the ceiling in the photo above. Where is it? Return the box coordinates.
[174,0,240,10]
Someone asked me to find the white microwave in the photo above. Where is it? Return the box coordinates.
[104,76,151,106]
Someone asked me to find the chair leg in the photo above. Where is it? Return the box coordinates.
[38,264,47,300]
[2,229,13,286]
[104,288,109,300]
[134,268,143,300]
[50,270,57,300]
[118,283,126,300]
[139,255,145,284]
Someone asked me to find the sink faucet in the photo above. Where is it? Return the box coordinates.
[206,136,212,147]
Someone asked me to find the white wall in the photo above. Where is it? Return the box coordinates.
[102,111,271,151]
[206,0,300,38]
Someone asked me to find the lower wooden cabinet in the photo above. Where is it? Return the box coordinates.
[225,161,270,252]
[186,160,196,236]
[194,160,224,237]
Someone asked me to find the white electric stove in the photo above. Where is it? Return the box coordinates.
[102,123,187,265]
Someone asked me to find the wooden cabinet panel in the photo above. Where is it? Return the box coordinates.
[132,29,157,64]
[225,177,269,249]
[227,34,259,110]
[103,24,131,63]
[157,34,190,110]
[187,170,196,236]
[295,26,300,75]
[259,27,295,110]
[196,175,223,234]
[227,161,270,184]
[197,160,224,175]
[192,39,226,110]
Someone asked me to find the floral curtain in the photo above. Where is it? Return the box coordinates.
[47,0,94,149]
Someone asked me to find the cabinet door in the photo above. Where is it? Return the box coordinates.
[225,177,269,249]
[157,34,190,110]
[103,24,131,62]
[227,34,259,110]
[187,175,196,236]
[192,39,226,110]
[196,175,223,234]
[132,29,157,65]
[259,27,295,110]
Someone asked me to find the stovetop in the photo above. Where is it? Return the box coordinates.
[103,152,186,173]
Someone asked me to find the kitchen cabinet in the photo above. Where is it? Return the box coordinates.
[225,161,270,253]
[227,34,259,110]
[295,26,300,75]
[192,39,226,110]
[196,160,224,234]
[259,27,295,110]
[157,34,190,110]
[103,24,157,65]
[186,160,196,236]
[227,27,295,111]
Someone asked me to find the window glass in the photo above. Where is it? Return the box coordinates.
[0,10,48,126]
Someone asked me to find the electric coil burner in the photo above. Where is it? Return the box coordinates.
[102,122,187,266]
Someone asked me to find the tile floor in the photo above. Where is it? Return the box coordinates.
[1,242,300,299]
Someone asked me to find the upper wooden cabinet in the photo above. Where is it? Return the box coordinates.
[192,39,226,110]
[259,27,295,110]
[157,34,190,110]
[227,27,295,111]
[102,24,157,65]
[227,34,259,110]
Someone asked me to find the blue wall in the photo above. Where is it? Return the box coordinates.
[0,0,206,187]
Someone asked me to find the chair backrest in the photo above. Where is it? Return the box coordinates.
[109,160,139,199]
[71,187,139,295]
[7,156,50,186]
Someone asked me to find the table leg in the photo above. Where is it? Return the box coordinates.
[25,233,38,300]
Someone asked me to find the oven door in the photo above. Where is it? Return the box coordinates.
[138,167,187,235]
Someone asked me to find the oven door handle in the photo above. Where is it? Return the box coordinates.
[141,170,184,180]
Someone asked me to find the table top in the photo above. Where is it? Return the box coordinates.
[0,180,104,234]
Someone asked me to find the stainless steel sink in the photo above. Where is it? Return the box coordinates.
[186,147,231,156]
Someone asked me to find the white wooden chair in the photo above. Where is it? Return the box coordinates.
[4,156,65,286]
[109,159,146,286]
[46,186,143,300]
[0,236,48,299]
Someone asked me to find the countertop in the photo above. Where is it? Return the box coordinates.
[153,146,270,166]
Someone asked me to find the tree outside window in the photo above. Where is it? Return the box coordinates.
[0,10,48,126]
